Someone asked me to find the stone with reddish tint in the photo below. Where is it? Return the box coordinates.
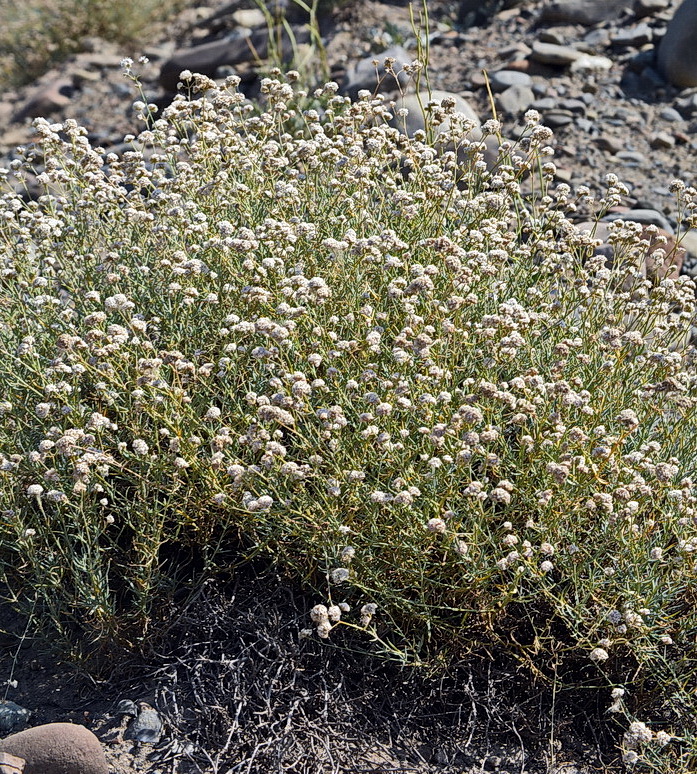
[0,724,107,774]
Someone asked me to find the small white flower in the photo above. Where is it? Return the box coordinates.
[132,439,149,455]
[310,604,328,623]
[24,528,36,537]
[204,406,222,421]
[316,621,332,638]
[330,567,350,584]
[427,517,446,534]
[540,560,554,573]
[590,647,609,663]
[26,484,44,497]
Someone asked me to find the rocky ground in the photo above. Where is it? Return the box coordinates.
[1,0,697,772]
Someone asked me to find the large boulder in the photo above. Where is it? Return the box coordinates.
[540,0,631,25]
[389,90,480,138]
[0,724,107,774]
[657,0,697,87]
[159,26,310,92]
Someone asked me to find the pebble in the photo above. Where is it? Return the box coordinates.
[650,131,676,148]
[569,54,613,73]
[595,135,624,154]
[489,70,532,92]
[231,9,266,27]
[530,41,584,66]
[0,703,30,736]
[497,84,535,115]
[660,107,684,122]
[611,23,653,48]
[543,109,575,127]
[615,150,647,165]
[583,29,611,49]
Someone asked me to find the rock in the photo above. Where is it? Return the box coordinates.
[611,23,653,47]
[576,220,684,281]
[458,0,525,28]
[604,208,673,232]
[540,0,631,26]
[616,150,647,165]
[497,84,535,114]
[676,92,697,117]
[660,106,684,121]
[489,70,533,92]
[583,29,611,49]
[159,26,310,92]
[679,229,697,258]
[0,702,30,736]
[657,0,697,87]
[390,90,480,137]
[231,9,266,28]
[543,109,575,127]
[12,78,73,122]
[634,0,670,16]
[340,45,412,101]
[650,130,676,148]
[0,752,24,774]
[570,54,614,73]
[530,42,584,66]
[0,724,108,774]
[124,702,162,744]
[595,135,625,153]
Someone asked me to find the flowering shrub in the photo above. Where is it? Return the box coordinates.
[1,67,696,768]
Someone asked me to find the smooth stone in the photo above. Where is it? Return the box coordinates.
[569,54,613,73]
[583,29,611,48]
[611,23,653,48]
[679,230,697,258]
[531,96,557,110]
[390,90,480,137]
[650,131,676,148]
[543,109,574,127]
[0,724,108,774]
[660,107,684,121]
[489,70,532,92]
[231,9,266,27]
[497,84,535,115]
[530,41,584,66]
[658,0,697,87]
[540,0,631,26]
[604,208,673,232]
[595,135,624,153]
[616,150,647,164]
